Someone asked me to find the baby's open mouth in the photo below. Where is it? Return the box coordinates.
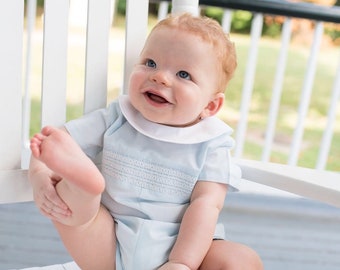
[146,92,169,104]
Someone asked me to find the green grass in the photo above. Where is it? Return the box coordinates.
[29,99,84,136]
[27,19,340,171]
[222,35,339,171]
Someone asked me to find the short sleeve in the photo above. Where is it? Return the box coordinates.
[64,100,122,159]
[198,135,241,191]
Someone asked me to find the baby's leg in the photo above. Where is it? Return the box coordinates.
[199,240,263,270]
[31,126,116,269]
[53,205,116,270]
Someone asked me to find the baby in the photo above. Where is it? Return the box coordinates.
[30,13,263,270]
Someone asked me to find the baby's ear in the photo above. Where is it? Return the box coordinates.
[201,93,225,119]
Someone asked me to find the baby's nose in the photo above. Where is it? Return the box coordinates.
[150,70,171,87]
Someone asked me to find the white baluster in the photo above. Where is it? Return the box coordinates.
[262,18,292,162]
[316,53,340,170]
[41,0,69,127]
[171,0,199,16]
[123,0,149,92]
[158,1,169,21]
[84,0,112,113]
[234,13,263,158]
[288,21,323,166]
[222,9,233,33]
[22,0,37,168]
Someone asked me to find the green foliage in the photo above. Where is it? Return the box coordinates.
[203,7,253,34]
[30,99,83,137]
[203,8,253,34]
[325,28,340,43]
[231,10,253,33]
[117,0,159,16]
[24,0,44,7]
[117,0,126,15]
[263,22,282,37]
[204,7,224,24]
[30,99,41,136]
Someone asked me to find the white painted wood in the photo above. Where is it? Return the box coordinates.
[84,0,112,114]
[262,18,292,161]
[21,0,37,170]
[123,0,149,92]
[0,170,32,204]
[0,0,24,170]
[288,21,324,166]
[234,13,264,158]
[23,0,37,145]
[235,158,340,208]
[316,52,340,170]
[222,9,233,33]
[172,0,199,16]
[41,0,69,127]
[158,1,169,21]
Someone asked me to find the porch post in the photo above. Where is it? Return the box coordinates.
[171,0,199,16]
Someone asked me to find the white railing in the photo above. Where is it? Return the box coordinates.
[156,0,340,171]
[1,0,340,205]
[21,0,340,172]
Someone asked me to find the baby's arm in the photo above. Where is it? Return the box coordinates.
[29,127,71,219]
[160,181,228,270]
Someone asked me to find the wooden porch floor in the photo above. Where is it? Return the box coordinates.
[1,191,340,270]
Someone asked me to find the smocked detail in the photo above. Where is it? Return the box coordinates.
[102,150,196,196]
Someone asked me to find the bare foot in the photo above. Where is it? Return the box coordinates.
[30,126,105,195]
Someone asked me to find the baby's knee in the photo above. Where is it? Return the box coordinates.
[237,245,263,270]
[224,243,263,270]
[201,240,263,270]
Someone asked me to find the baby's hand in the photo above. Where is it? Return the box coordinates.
[158,262,191,270]
[31,170,71,220]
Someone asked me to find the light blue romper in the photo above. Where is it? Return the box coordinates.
[65,95,241,270]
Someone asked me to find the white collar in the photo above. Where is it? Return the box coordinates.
[118,95,233,144]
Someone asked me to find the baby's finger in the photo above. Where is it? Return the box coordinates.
[40,207,57,220]
[41,202,54,215]
[45,191,69,211]
[51,204,72,216]
[41,204,71,220]
[42,201,71,217]
[50,210,72,220]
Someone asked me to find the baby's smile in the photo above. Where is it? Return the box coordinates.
[145,91,171,104]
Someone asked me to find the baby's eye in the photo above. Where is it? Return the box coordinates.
[177,70,191,80]
[145,59,156,68]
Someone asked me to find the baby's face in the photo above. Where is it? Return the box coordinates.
[128,27,221,127]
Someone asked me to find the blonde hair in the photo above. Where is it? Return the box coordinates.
[151,13,237,93]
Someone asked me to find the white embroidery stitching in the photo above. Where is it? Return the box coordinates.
[102,150,196,196]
